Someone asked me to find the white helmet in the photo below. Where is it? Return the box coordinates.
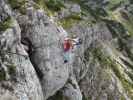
[64,36,70,40]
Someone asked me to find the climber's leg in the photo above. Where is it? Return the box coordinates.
[64,51,70,63]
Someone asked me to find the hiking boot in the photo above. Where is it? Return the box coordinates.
[64,60,68,63]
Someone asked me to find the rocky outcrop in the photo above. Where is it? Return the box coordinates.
[0,0,133,100]
[18,7,70,99]
[0,0,44,100]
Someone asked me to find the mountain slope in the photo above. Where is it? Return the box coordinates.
[0,0,133,100]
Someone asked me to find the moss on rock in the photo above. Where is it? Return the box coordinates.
[59,13,82,29]
[8,0,27,14]
[6,64,16,77]
[0,16,12,32]
[85,44,133,99]
[34,0,65,16]
[103,19,127,38]
[45,0,65,12]
[47,91,63,100]
[0,67,6,81]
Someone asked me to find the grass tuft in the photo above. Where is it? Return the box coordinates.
[7,64,16,76]
[0,16,12,32]
[8,0,27,14]
[0,67,6,81]
[59,13,82,29]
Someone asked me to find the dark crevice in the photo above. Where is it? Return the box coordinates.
[67,78,77,89]
[30,56,44,80]
[21,37,44,80]
[21,37,34,55]
[47,90,63,100]
[120,57,133,70]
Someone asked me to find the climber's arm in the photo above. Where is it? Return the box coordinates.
[71,39,77,43]
[71,38,82,45]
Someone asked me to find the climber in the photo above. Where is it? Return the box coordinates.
[63,36,82,63]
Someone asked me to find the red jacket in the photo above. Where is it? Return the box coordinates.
[63,40,72,52]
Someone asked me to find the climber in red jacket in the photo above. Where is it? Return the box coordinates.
[63,37,82,63]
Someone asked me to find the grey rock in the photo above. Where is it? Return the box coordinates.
[70,4,81,14]
[0,1,44,100]
[61,77,82,100]
[18,8,70,100]
[58,9,71,19]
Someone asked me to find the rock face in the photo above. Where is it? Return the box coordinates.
[0,0,133,100]
[0,0,43,100]
[18,7,70,100]
[70,4,81,14]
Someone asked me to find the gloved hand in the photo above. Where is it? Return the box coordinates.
[76,38,82,45]
[78,38,82,44]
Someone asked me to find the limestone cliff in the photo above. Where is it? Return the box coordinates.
[0,0,133,100]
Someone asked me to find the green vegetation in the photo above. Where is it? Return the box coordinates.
[8,0,25,9]
[119,12,133,36]
[68,0,81,3]
[82,93,91,100]
[111,10,133,36]
[84,46,133,99]
[34,0,53,16]
[103,3,133,37]
[90,46,133,98]
[8,0,27,14]
[118,35,133,62]
[102,19,127,38]
[120,95,126,100]
[84,46,113,68]
[0,67,6,81]
[0,16,12,32]
[101,10,133,60]
[45,0,65,11]
[107,0,128,10]
[89,7,108,20]
[126,71,133,81]
[110,60,133,97]
[109,0,125,5]
[0,61,16,81]
[59,18,77,29]
[79,4,108,20]
[102,12,133,61]
[129,0,133,4]
[59,14,82,29]
[48,91,63,100]
[82,96,88,100]
[34,0,65,16]
[6,63,16,76]
[121,58,133,70]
